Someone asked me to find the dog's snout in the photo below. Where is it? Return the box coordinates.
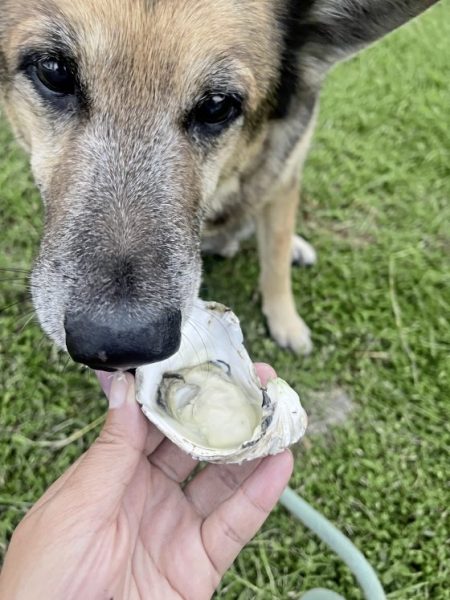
[64,307,182,371]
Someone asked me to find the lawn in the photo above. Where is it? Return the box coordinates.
[1,3,449,598]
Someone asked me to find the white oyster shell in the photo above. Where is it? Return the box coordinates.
[135,300,307,464]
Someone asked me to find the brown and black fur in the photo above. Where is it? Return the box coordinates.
[0,0,439,367]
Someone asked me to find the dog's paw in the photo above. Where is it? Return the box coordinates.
[219,239,241,258]
[266,308,313,355]
[292,235,317,267]
[201,236,241,258]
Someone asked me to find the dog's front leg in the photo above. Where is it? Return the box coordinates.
[257,179,312,355]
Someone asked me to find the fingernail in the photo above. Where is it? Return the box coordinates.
[96,370,114,397]
[108,372,129,409]
[254,363,277,387]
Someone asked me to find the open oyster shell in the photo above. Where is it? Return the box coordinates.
[135,301,307,464]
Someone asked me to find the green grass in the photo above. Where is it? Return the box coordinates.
[1,4,449,598]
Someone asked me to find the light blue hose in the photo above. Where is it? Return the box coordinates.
[280,487,386,600]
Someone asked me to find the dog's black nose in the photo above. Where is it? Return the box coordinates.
[64,307,182,371]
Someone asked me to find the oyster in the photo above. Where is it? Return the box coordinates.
[135,301,307,464]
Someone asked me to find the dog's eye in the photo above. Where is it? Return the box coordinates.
[34,58,75,95]
[195,94,240,125]
[192,94,242,131]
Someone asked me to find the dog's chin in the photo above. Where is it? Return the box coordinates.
[39,322,68,352]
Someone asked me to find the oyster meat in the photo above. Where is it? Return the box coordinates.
[135,301,307,464]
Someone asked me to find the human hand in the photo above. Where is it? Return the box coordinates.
[0,365,293,600]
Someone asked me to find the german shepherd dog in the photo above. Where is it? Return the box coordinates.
[0,0,438,371]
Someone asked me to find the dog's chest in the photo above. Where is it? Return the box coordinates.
[202,106,317,242]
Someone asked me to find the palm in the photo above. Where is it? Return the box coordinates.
[118,455,218,600]
[108,427,274,600]
[0,368,292,600]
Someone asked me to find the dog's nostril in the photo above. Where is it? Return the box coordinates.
[64,307,182,371]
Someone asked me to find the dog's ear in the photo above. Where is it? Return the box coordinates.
[274,0,439,116]
[290,0,439,72]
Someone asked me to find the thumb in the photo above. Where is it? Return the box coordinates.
[95,371,148,456]
[61,372,148,513]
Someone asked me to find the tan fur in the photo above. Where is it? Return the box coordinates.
[257,114,317,353]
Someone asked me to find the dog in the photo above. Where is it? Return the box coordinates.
[0,0,438,371]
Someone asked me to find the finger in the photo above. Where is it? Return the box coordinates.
[96,369,114,398]
[101,371,165,455]
[201,450,293,576]
[144,423,166,456]
[254,363,277,386]
[103,371,165,455]
[184,459,262,517]
[149,438,198,483]
[58,373,148,513]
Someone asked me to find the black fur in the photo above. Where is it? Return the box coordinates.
[271,0,316,119]
[271,0,440,119]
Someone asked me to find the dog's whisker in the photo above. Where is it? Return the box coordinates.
[12,307,35,325]
[196,305,235,346]
[187,321,213,379]
[181,331,202,366]
[188,320,214,357]
[61,354,73,374]
[17,312,38,335]
[0,278,30,284]
[0,300,29,315]
[36,333,54,352]
[26,324,56,349]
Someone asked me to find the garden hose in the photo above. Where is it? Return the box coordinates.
[280,487,386,600]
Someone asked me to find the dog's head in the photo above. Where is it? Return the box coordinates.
[0,0,437,370]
